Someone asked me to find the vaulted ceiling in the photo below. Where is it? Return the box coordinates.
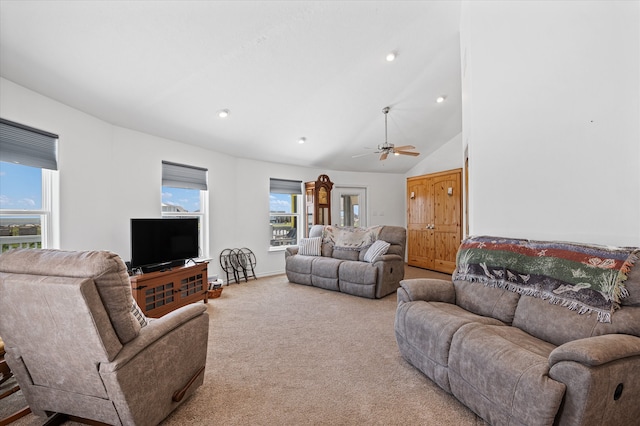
[0,1,462,173]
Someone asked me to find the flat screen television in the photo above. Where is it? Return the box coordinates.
[130,218,199,270]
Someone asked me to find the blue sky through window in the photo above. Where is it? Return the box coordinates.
[0,162,42,210]
[162,186,200,212]
[270,193,292,213]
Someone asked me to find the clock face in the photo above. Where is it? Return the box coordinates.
[319,187,328,204]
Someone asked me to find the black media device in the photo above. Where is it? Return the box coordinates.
[130,218,199,273]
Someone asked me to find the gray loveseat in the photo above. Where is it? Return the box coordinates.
[285,225,406,299]
[395,235,640,426]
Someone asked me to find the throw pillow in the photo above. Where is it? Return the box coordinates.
[363,240,391,263]
[299,237,322,256]
[131,297,148,328]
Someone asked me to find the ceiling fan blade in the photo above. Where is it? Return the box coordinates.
[393,145,415,151]
[351,152,375,158]
[395,150,420,157]
[380,152,388,161]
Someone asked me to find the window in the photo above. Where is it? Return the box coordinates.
[161,161,208,259]
[270,178,302,249]
[0,118,58,252]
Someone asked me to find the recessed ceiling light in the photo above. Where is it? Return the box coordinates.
[386,52,396,62]
[217,109,230,118]
[298,137,306,144]
[436,96,446,103]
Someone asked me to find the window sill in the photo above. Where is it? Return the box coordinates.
[269,246,294,252]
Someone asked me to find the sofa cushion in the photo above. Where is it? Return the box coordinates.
[322,225,383,261]
[311,257,342,291]
[453,278,521,325]
[331,248,361,261]
[309,224,333,257]
[513,295,640,346]
[298,237,321,256]
[394,301,505,392]
[449,323,566,426]
[338,261,378,298]
[322,225,381,250]
[363,240,390,263]
[131,298,148,328]
[285,254,314,285]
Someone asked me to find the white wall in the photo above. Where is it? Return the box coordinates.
[461,1,640,246]
[1,77,406,278]
[0,77,115,251]
[405,132,463,178]
[233,158,405,276]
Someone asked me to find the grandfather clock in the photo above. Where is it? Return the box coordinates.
[304,174,333,236]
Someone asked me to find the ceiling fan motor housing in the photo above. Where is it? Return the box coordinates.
[352,106,420,160]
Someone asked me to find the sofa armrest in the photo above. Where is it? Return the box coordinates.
[549,334,640,367]
[548,334,640,426]
[99,303,209,425]
[372,253,402,263]
[372,254,405,299]
[100,303,207,373]
[397,278,455,304]
[285,246,299,257]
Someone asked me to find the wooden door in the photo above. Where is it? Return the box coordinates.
[407,169,462,274]
[431,172,461,273]
[407,177,433,269]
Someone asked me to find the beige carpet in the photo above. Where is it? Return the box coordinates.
[9,266,486,425]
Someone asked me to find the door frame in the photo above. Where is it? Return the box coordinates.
[331,186,368,228]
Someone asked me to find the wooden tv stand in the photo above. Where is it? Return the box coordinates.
[130,262,208,318]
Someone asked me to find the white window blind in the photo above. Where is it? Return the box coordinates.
[0,118,58,170]
[270,178,302,194]
[162,161,208,190]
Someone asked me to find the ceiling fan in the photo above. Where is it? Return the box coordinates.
[352,106,420,161]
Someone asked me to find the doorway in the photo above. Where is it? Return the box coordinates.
[407,169,462,274]
[331,187,367,228]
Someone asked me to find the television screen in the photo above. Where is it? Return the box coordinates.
[130,218,199,269]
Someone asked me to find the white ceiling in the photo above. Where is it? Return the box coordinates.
[0,0,462,174]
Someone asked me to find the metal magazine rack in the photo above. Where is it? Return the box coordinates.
[219,247,257,284]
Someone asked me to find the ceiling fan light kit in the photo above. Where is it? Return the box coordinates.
[353,106,420,161]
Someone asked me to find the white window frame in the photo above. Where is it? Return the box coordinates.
[269,207,301,251]
[269,179,302,251]
[0,167,59,251]
[331,186,368,228]
[161,161,209,260]
[161,189,208,261]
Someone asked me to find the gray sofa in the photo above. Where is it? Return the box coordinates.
[285,225,406,299]
[395,235,640,426]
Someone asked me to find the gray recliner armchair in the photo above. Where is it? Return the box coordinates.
[0,249,209,426]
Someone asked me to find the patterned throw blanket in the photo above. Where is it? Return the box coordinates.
[322,225,382,251]
[453,236,639,323]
